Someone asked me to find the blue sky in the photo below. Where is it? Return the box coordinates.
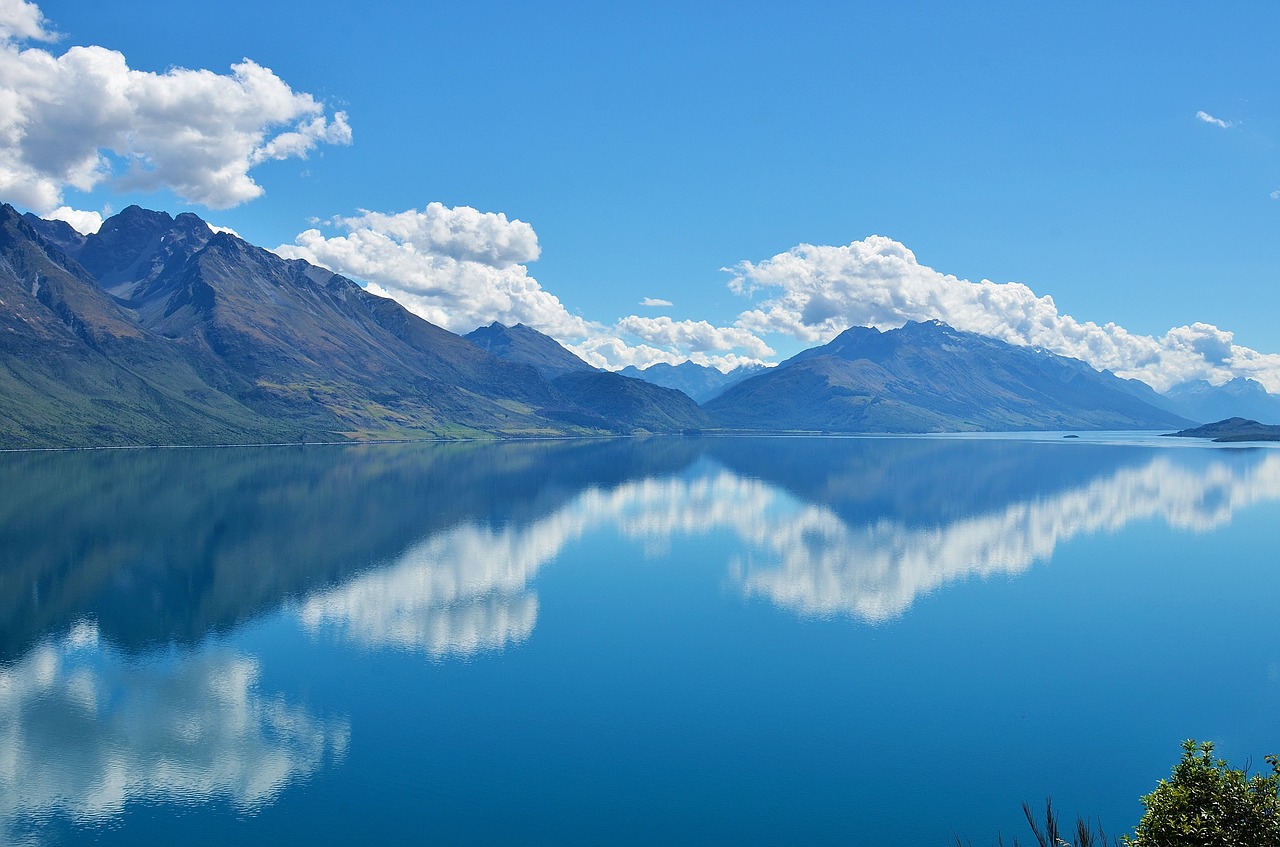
[8,0,1280,387]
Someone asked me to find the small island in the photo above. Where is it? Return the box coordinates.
[1166,417,1280,442]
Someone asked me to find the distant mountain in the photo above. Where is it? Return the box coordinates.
[548,371,711,433]
[1166,417,1280,442]
[1160,378,1280,424]
[704,320,1193,432]
[458,323,713,430]
[618,360,767,404]
[464,322,596,379]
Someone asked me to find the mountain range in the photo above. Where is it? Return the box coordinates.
[1,204,705,447]
[618,361,766,404]
[5,202,1267,448]
[1159,377,1280,424]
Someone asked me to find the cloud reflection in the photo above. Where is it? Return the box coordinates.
[298,518,566,657]
[332,450,1280,645]
[0,623,348,840]
[293,446,1280,662]
[727,451,1280,621]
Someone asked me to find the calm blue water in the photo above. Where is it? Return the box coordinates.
[1,434,1278,845]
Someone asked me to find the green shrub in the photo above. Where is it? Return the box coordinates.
[1124,739,1280,847]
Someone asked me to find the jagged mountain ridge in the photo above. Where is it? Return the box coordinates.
[0,206,303,446]
[704,320,1193,432]
[619,360,767,404]
[1161,377,1280,424]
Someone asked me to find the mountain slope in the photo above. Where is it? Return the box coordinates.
[0,205,303,447]
[549,371,711,433]
[2,204,615,446]
[705,320,1192,432]
[464,322,596,379]
[127,230,570,437]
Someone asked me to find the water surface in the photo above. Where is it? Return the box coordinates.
[2,435,1278,844]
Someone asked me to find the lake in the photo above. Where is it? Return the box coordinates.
[2,434,1278,845]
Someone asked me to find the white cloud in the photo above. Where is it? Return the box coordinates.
[46,204,100,234]
[616,315,774,358]
[569,336,762,372]
[0,0,55,43]
[0,4,351,213]
[333,204,540,267]
[277,204,773,372]
[726,235,1280,392]
[640,297,673,307]
[278,207,590,340]
[1196,110,1232,128]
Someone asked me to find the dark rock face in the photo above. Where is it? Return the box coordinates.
[705,320,1193,432]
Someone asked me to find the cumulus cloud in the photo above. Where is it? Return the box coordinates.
[278,206,589,339]
[46,204,101,234]
[0,0,54,42]
[0,3,351,213]
[640,297,673,307]
[616,315,775,359]
[335,204,540,267]
[277,204,773,371]
[569,335,763,372]
[726,235,1280,391]
[1195,110,1232,128]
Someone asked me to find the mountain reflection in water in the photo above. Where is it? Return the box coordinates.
[1,436,1277,841]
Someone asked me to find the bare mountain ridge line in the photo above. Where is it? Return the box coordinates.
[0,203,707,446]
[0,201,1260,448]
